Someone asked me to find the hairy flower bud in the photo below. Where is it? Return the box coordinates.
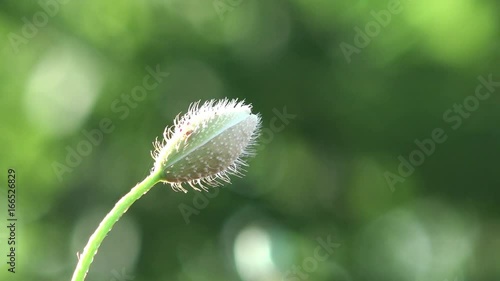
[152,99,261,192]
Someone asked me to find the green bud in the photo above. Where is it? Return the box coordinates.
[152,99,261,192]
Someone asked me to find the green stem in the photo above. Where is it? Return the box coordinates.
[71,168,163,281]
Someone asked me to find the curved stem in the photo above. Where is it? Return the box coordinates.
[71,168,163,281]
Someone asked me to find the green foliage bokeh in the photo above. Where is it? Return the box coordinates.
[1,0,499,280]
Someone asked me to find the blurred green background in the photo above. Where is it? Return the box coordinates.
[1,0,500,280]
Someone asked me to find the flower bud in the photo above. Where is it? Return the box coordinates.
[152,99,261,192]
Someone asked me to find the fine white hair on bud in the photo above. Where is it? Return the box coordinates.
[151,98,261,193]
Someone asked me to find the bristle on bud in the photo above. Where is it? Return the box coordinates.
[152,99,261,192]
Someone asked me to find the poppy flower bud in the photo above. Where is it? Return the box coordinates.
[152,99,261,192]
